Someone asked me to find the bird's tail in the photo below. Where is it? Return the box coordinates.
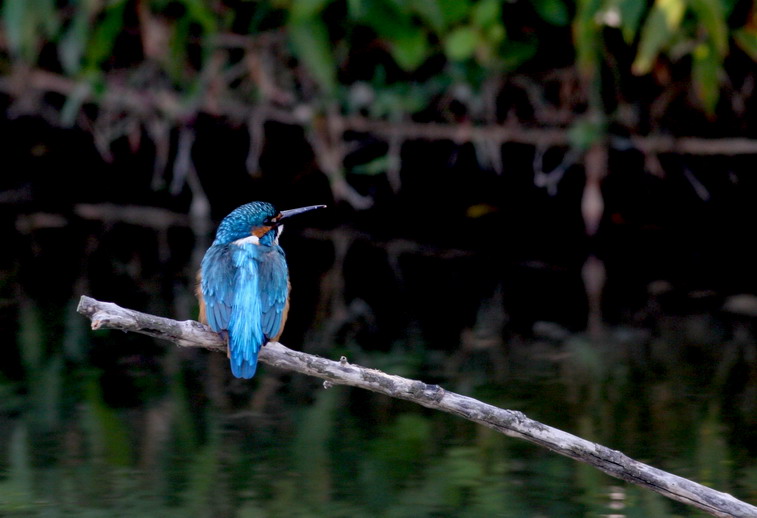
[230,354,257,378]
[228,256,265,379]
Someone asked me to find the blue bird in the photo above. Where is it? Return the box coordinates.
[197,201,326,378]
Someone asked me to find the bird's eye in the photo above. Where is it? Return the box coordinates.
[265,213,283,226]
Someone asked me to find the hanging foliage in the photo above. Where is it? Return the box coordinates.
[0,0,755,205]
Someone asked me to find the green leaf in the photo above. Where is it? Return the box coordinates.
[288,17,337,93]
[389,28,430,70]
[573,0,603,77]
[181,0,217,34]
[692,41,720,115]
[632,0,686,75]
[59,2,92,74]
[352,154,392,175]
[169,16,191,82]
[475,22,506,65]
[616,0,646,43]
[568,116,606,150]
[734,27,757,60]
[383,0,409,14]
[348,0,410,40]
[369,81,431,117]
[444,26,478,61]
[485,22,506,44]
[60,81,92,128]
[499,39,537,70]
[438,0,472,27]
[84,0,128,70]
[2,0,31,58]
[290,0,332,21]
[30,0,59,39]
[347,0,366,18]
[471,0,501,28]
[533,0,570,26]
[688,0,728,56]
[3,0,58,61]
[409,0,446,33]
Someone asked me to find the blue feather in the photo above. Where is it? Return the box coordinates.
[200,240,289,379]
[228,243,266,378]
[198,200,322,379]
[257,246,289,339]
[201,245,234,332]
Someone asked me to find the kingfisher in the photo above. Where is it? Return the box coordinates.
[197,201,326,378]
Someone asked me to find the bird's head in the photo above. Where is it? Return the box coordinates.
[213,201,326,246]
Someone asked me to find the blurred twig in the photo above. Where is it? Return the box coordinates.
[4,70,757,156]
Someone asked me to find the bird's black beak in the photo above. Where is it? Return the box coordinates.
[278,204,327,222]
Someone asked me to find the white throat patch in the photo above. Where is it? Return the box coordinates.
[233,235,260,246]
[232,224,284,247]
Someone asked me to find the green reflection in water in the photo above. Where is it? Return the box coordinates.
[3,249,756,517]
[3,303,738,518]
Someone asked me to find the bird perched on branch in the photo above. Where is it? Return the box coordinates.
[197,201,326,378]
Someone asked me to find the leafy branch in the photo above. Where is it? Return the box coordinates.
[76,295,757,518]
[2,1,756,215]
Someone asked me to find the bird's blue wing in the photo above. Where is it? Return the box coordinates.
[225,243,288,378]
[257,247,289,340]
[200,244,234,333]
[201,242,289,379]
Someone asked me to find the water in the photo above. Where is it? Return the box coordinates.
[1,211,756,517]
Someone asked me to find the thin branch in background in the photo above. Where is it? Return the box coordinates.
[3,68,756,173]
[683,167,712,202]
[76,295,757,518]
[3,67,757,215]
[385,133,403,192]
[73,204,189,230]
[146,117,172,190]
[246,109,265,177]
[582,143,606,236]
[171,126,194,195]
[307,109,374,209]
[186,163,212,269]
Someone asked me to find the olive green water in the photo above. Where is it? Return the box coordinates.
[2,219,756,518]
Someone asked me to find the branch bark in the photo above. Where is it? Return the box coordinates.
[77,295,757,518]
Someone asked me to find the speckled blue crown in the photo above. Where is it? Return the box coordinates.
[214,202,277,244]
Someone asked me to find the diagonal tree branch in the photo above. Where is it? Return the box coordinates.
[77,295,757,518]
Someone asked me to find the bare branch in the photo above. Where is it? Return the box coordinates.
[77,296,225,351]
[5,69,757,156]
[76,295,757,517]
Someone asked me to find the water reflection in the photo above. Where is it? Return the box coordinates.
[2,213,756,517]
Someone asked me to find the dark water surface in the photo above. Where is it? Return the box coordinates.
[2,214,757,518]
